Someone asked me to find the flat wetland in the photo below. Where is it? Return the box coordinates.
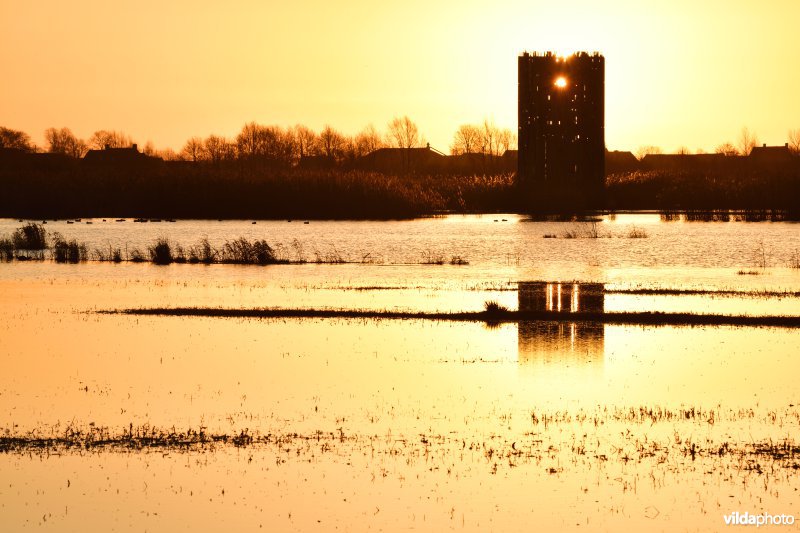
[1,214,800,531]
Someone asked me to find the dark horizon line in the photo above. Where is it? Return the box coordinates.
[106,307,800,328]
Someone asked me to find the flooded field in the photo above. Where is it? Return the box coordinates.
[1,214,800,531]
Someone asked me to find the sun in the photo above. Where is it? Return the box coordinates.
[554,76,567,88]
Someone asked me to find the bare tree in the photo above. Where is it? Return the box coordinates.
[0,127,35,151]
[275,128,296,163]
[635,145,662,160]
[157,148,181,161]
[234,122,295,165]
[481,120,501,156]
[738,127,758,156]
[386,116,420,149]
[293,125,318,158]
[341,135,359,161]
[44,127,87,157]
[354,124,383,157]
[235,122,266,159]
[89,130,133,149]
[319,125,346,159]
[142,141,157,156]
[676,146,691,155]
[714,142,738,156]
[788,129,800,155]
[450,124,482,155]
[497,128,516,153]
[182,137,205,162]
[204,135,234,163]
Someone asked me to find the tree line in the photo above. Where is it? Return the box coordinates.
[636,127,800,159]
[0,117,518,165]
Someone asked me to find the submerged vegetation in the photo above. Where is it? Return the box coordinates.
[108,306,800,328]
[52,233,88,263]
[12,222,47,249]
[2,407,798,479]
[148,238,173,265]
[483,300,509,314]
[0,223,474,266]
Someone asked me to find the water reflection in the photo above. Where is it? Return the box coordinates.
[518,281,604,313]
[517,282,605,365]
[659,210,796,222]
[517,321,604,366]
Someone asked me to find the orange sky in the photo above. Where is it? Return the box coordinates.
[2,0,799,154]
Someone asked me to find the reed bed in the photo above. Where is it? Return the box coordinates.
[51,233,88,263]
[0,223,474,266]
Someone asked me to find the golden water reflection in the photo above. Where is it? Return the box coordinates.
[517,282,605,367]
[517,321,604,367]
[518,281,605,313]
[2,275,800,532]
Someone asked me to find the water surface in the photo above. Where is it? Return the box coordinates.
[1,214,799,531]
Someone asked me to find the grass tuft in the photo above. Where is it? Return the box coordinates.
[221,237,277,265]
[483,300,509,314]
[12,223,47,250]
[52,233,87,263]
[0,237,13,261]
[148,238,173,265]
[627,225,649,238]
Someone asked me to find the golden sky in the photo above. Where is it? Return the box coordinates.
[2,0,799,154]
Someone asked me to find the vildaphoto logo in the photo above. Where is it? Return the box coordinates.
[723,512,796,527]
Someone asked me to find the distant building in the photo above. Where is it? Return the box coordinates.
[83,144,160,165]
[353,145,447,174]
[81,144,162,178]
[605,150,639,174]
[749,143,794,166]
[518,52,605,208]
[640,153,732,172]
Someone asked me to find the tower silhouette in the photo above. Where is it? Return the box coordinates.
[518,52,605,209]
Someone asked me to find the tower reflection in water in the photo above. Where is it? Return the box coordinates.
[517,282,605,367]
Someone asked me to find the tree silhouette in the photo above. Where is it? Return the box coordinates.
[450,124,481,155]
[481,120,500,156]
[235,122,266,159]
[386,116,420,149]
[293,125,318,158]
[738,127,758,156]
[204,135,234,163]
[44,127,87,157]
[89,130,133,149]
[319,125,346,159]
[715,143,738,156]
[0,127,35,151]
[789,129,800,155]
[497,128,516,154]
[182,137,205,162]
[234,122,294,164]
[354,124,383,157]
[635,146,662,160]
